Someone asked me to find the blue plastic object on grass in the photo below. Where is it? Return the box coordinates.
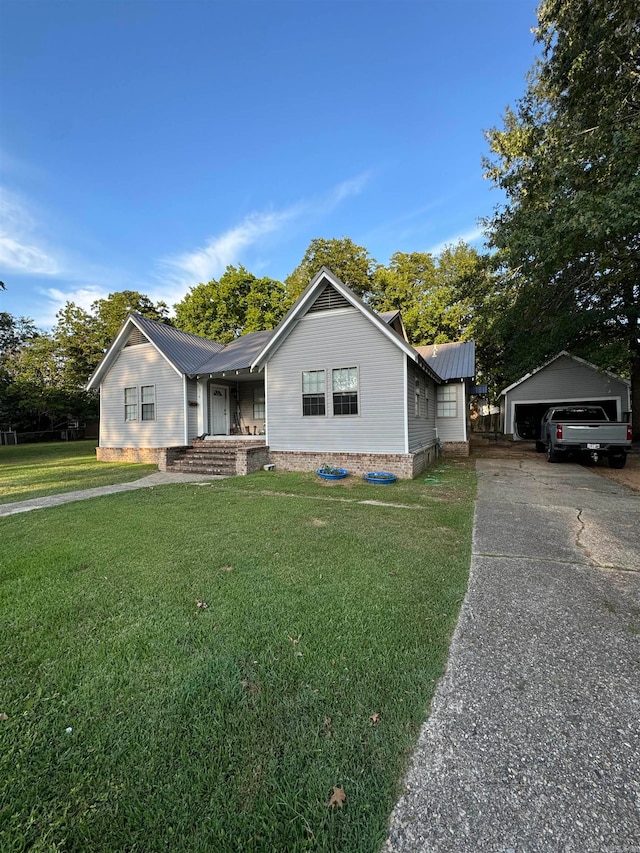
[362,471,397,485]
[316,467,349,480]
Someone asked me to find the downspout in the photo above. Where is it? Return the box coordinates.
[403,357,409,453]
[264,364,269,446]
[183,375,189,445]
[462,378,467,442]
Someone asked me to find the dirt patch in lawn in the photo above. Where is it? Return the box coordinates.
[591,451,640,493]
[469,436,640,493]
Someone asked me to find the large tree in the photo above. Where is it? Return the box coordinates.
[174,265,287,343]
[53,290,171,388]
[483,0,640,431]
[285,237,377,301]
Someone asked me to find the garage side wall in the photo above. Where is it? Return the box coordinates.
[504,355,631,436]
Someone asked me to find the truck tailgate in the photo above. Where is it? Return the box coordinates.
[561,423,629,444]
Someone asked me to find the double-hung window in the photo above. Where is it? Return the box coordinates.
[332,367,358,416]
[124,387,137,422]
[141,385,156,421]
[302,370,326,416]
[437,384,457,417]
[414,377,421,418]
[253,387,265,419]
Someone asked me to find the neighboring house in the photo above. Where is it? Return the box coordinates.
[499,351,632,440]
[87,268,475,477]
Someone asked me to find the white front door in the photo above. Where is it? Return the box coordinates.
[209,385,228,434]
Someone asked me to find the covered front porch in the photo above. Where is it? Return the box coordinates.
[194,373,266,438]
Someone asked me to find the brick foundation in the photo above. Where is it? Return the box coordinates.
[96,441,448,478]
[236,445,271,475]
[440,441,470,457]
[95,446,187,470]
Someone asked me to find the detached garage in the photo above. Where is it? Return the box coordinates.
[500,351,631,441]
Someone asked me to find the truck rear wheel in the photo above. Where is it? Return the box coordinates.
[608,453,627,469]
[547,445,561,463]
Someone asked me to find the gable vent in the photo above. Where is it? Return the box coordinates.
[125,328,150,346]
[308,283,351,312]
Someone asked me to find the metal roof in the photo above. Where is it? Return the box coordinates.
[132,313,225,374]
[195,330,275,374]
[415,340,476,381]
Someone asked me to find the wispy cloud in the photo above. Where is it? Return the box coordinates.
[426,226,485,256]
[159,172,371,291]
[36,285,111,328]
[160,208,297,291]
[0,188,60,275]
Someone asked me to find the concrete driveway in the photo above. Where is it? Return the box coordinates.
[387,455,640,852]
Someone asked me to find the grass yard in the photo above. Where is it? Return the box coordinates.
[0,464,476,852]
[0,440,156,504]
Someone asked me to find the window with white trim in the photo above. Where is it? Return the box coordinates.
[437,384,457,417]
[141,385,156,421]
[332,367,358,416]
[124,387,137,422]
[302,370,326,416]
[414,376,421,418]
[253,387,265,419]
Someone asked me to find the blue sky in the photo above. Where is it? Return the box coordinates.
[1,0,539,329]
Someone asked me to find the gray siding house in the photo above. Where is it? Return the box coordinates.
[500,351,631,440]
[88,268,475,477]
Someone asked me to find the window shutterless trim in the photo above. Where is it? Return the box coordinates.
[124,386,137,422]
[302,369,326,416]
[437,384,457,418]
[331,366,358,416]
[141,385,156,421]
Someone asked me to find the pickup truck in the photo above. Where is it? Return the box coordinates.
[537,406,632,468]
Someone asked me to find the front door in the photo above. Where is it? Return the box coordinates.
[209,385,228,434]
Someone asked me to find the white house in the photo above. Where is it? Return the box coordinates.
[87,268,475,477]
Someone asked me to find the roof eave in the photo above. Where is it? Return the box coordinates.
[251,266,430,371]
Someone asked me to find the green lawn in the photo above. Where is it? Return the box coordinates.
[0,440,156,504]
[0,465,476,852]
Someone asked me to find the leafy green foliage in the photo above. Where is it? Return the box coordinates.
[285,237,378,301]
[0,291,170,433]
[174,265,287,342]
[483,0,640,426]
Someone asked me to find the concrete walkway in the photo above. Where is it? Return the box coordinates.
[387,456,640,852]
[0,471,221,517]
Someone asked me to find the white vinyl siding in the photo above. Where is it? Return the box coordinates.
[99,343,185,447]
[407,359,437,452]
[437,384,457,417]
[502,354,631,433]
[267,308,406,453]
[435,381,467,442]
[187,378,199,441]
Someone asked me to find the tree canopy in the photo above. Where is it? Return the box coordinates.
[483,0,640,429]
[0,290,170,434]
[174,266,287,343]
[284,237,377,301]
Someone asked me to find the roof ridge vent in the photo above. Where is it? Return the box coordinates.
[308,282,351,312]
